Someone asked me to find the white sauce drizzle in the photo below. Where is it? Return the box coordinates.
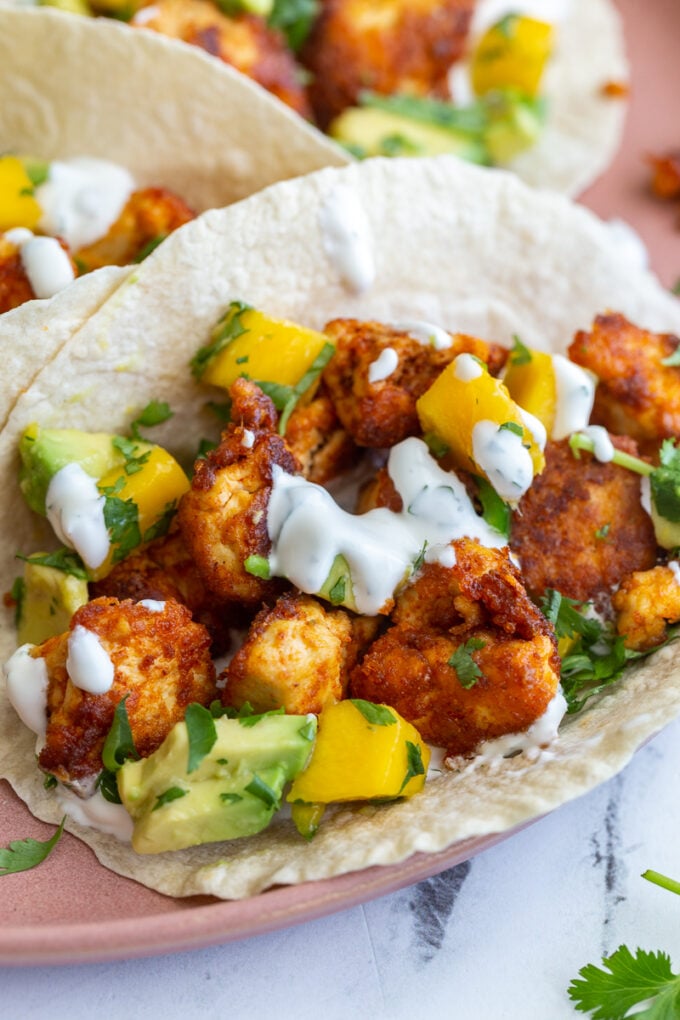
[640,476,652,517]
[4,227,34,246]
[581,424,615,463]
[454,352,483,381]
[668,561,680,585]
[472,419,534,501]
[138,599,166,613]
[57,787,133,842]
[368,347,399,383]
[66,626,115,695]
[390,319,452,351]
[46,463,110,571]
[606,219,649,271]
[518,406,547,452]
[131,3,160,23]
[449,688,567,769]
[4,644,49,738]
[551,355,595,440]
[318,182,375,295]
[36,158,135,250]
[241,429,255,449]
[20,236,75,299]
[267,437,505,615]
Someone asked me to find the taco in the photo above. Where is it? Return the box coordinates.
[1,157,679,901]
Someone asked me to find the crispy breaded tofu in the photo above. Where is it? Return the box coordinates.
[321,319,508,448]
[136,0,311,116]
[36,597,216,787]
[74,187,195,272]
[222,592,358,714]
[351,539,560,756]
[613,564,680,651]
[0,235,35,313]
[90,524,245,655]
[301,0,474,128]
[177,378,299,605]
[510,437,657,605]
[284,387,356,484]
[568,313,680,449]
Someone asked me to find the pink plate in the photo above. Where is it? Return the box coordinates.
[1,0,679,968]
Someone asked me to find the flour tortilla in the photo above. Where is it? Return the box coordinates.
[1,157,678,900]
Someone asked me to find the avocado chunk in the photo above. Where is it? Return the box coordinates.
[317,553,357,611]
[19,424,127,515]
[40,0,93,14]
[330,106,489,164]
[17,554,89,646]
[483,95,545,164]
[117,711,317,853]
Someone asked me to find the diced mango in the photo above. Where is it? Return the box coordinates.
[416,354,545,483]
[92,445,190,580]
[287,699,430,807]
[197,304,332,392]
[0,155,42,232]
[471,15,554,98]
[503,348,556,435]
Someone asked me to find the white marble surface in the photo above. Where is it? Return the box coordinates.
[4,717,680,1020]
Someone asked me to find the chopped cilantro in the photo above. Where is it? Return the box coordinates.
[448,637,486,688]
[0,817,65,876]
[245,774,280,809]
[255,341,335,435]
[112,435,152,476]
[184,703,217,773]
[494,13,518,38]
[190,301,252,380]
[9,576,25,628]
[43,773,57,791]
[350,700,397,726]
[196,438,218,460]
[595,523,611,540]
[142,502,177,545]
[206,399,232,424]
[244,554,271,579]
[96,768,122,804]
[220,792,243,804]
[102,697,139,772]
[474,476,511,539]
[499,421,523,437]
[423,432,450,459]
[132,234,167,264]
[328,574,347,605]
[412,541,428,573]
[238,707,285,728]
[509,334,532,365]
[129,400,173,439]
[103,493,141,563]
[268,0,319,51]
[17,548,87,580]
[152,787,187,811]
[399,741,426,794]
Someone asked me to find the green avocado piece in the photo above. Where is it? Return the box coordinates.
[484,99,544,165]
[317,553,357,612]
[19,424,127,515]
[117,712,317,853]
[40,0,93,14]
[330,106,489,164]
[17,556,89,646]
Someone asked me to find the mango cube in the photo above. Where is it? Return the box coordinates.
[502,348,556,435]
[471,15,554,98]
[0,156,42,232]
[287,699,430,806]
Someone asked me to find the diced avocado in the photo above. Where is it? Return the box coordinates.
[483,97,544,165]
[330,106,489,164]
[117,712,317,853]
[650,503,680,550]
[17,555,89,646]
[19,424,126,515]
[317,553,357,612]
[40,0,93,14]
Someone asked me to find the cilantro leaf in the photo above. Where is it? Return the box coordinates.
[102,697,139,772]
[9,576,25,629]
[350,700,397,726]
[399,741,426,794]
[142,501,176,545]
[0,817,66,876]
[423,432,450,459]
[651,440,680,522]
[17,548,87,580]
[132,235,167,264]
[112,436,151,476]
[254,341,336,436]
[190,301,252,380]
[540,589,602,643]
[153,787,187,811]
[568,945,680,1019]
[268,0,318,51]
[474,475,511,538]
[129,400,173,439]
[238,707,285,728]
[103,493,141,564]
[499,420,523,437]
[96,768,122,804]
[185,703,217,773]
[245,774,280,809]
[448,638,486,689]
[510,334,532,365]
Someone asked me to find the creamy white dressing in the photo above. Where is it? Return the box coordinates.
[46,463,110,570]
[4,644,49,738]
[241,428,255,449]
[668,561,680,585]
[66,625,115,695]
[36,157,135,250]
[267,436,505,615]
[57,787,133,842]
[4,226,33,246]
[131,3,160,23]
[138,599,166,613]
[20,236,75,299]
[606,218,649,271]
[318,182,375,295]
[551,355,596,440]
[581,424,615,463]
[518,406,547,452]
[389,319,452,351]
[454,688,567,767]
[472,419,534,501]
[368,347,398,383]
[454,351,483,381]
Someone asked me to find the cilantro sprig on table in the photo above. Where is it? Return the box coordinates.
[0,817,65,876]
[569,871,680,1017]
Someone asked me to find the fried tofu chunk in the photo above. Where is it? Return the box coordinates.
[568,313,680,449]
[135,0,311,116]
[90,524,244,655]
[300,0,474,128]
[510,437,657,606]
[222,592,362,714]
[36,597,216,788]
[613,565,680,651]
[0,234,35,313]
[350,539,560,757]
[284,387,357,484]
[321,319,508,448]
[177,378,300,605]
[74,187,195,273]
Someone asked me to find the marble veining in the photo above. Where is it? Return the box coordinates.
[409,860,472,963]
